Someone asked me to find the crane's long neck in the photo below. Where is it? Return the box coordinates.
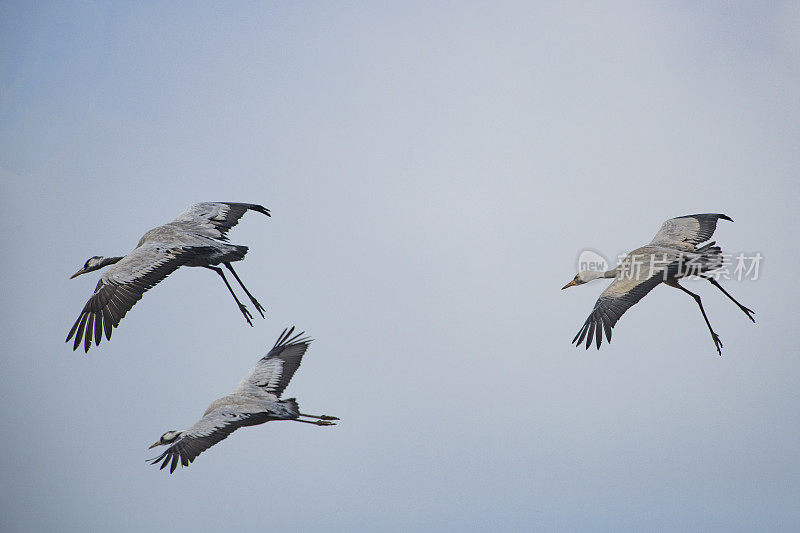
[99,256,124,268]
[579,269,617,283]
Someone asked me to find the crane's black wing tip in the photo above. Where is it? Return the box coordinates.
[683,213,733,223]
[150,449,184,474]
[273,326,312,349]
[66,314,100,353]
[572,311,611,350]
[248,204,271,217]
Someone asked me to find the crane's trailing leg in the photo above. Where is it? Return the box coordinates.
[701,276,756,322]
[204,266,254,326]
[224,262,266,318]
[666,280,723,356]
[293,418,337,426]
[299,413,340,421]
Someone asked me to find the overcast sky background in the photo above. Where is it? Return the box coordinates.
[1,2,799,531]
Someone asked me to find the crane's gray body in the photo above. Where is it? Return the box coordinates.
[603,242,723,296]
[134,227,243,266]
[135,202,255,264]
[202,395,299,419]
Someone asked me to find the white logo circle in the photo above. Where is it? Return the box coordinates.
[577,249,609,272]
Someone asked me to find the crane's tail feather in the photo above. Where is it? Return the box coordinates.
[691,242,724,274]
[282,398,300,416]
[230,245,248,261]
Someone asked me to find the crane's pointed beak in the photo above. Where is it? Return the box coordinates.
[148,441,161,449]
[562,279,578,290]
[69,268,86,279]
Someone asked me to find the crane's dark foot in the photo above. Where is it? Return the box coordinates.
[711,332,723,356]
[314,420,336,426]
[299,413,339,420]
[238,304,254,326]
[740,305,756,323]
[249,296,266,318]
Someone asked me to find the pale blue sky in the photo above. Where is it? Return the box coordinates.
[2,2,799,531]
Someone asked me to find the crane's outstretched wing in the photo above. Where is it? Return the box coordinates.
[66,244,211,352]
[649,213,732,248]
[233,327,311,399]
[573,254,680,349]
[149,410,270,473]
[171,202,270,241]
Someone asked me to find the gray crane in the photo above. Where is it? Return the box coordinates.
[562,213,755,355]
[148,327,338,473]
[67,202,270,352]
